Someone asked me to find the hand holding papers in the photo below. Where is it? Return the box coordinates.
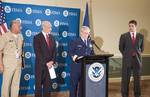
[46,61,56,79]
[49,65,56,79]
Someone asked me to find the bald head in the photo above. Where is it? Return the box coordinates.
[41,21,52,33]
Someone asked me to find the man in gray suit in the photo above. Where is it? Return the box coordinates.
[119,20,144,97]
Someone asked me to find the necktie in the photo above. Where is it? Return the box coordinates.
[84,39,87,46]
[132,32,136,56]
[132,32,135,45]
[46,34,51,48]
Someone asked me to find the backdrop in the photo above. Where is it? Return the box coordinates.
[0,2,80,95]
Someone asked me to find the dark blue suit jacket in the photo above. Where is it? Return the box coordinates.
[69,37,94,59]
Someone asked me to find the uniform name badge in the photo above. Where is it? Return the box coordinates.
[15,51,20,59]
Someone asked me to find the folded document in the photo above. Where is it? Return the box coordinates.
[49,65,56,79]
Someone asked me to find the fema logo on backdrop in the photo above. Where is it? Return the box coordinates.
[54,20,59,27]
[25,7,32,15]
[35,19,41,26]
[63,10,69,17]
[24,73,31,81]
[45,9,51,16]
[25,52,32,59]
[62,31,68,38]
[25,30,32,37]
[88,62,104,82]
[4,6,11,13]
[62,51,67,58]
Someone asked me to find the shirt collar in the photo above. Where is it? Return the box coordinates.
[81,37,87,42]
[130,32,136,37]
[42,31,50,38]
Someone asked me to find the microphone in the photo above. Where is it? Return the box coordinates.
[88,34,91,40]
[88,33,101,51]
[91,40,101,51]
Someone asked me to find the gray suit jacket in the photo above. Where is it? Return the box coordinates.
[119,32,144,67]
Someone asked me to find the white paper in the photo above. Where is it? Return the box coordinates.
[49,65,56,79]
[78,56,84,59]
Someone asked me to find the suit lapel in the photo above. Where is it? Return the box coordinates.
[135,33,140,45]
[40,33,49,50]
[79,37,86,46]
[48,35,54,49]
[127,32,132,44]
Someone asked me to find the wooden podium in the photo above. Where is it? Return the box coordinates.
[79,54,113,97]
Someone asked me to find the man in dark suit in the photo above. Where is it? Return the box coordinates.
[33,21,56,97]
[119,20,144,97]
[69,26,95,97]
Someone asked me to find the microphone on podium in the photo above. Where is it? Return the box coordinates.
[88,34,101,51]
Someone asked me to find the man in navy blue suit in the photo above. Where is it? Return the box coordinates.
[69,26,95,97]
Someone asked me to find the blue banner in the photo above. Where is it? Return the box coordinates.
[0,2,80,95]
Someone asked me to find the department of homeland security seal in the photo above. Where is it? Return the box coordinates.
[88,62,104,82]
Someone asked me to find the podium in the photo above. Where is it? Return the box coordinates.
[79,54,113,97]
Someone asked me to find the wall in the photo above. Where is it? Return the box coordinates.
[90,0,150,57]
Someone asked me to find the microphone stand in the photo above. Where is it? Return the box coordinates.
[91,40,101,51]
[88,35,101,51]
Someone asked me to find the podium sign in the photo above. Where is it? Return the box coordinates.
[85,62,106,97]
[80,54,113,97]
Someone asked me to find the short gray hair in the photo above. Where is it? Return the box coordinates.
[10,20,20,28]
[81,26,90,33]
[41,21,52,29]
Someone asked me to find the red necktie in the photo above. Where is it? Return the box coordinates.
[132,33,135,45]
[46,34,51,48]
[132,33,136,56]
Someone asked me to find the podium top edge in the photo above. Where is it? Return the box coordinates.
[95,54,114,57]
[82,54,114,59]
[76,54,114,62]
[89,54,114,57]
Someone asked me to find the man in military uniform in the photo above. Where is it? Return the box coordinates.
[69,26,95,97]
[0,20,24,97]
